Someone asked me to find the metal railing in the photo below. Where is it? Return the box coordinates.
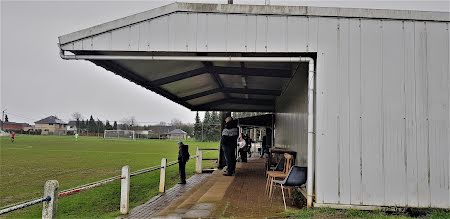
[0,148,215,218]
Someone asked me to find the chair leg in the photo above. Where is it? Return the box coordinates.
[270,179,276,201]
[269,177,274,199]
[281,185,287,210]
[265,176,270,196]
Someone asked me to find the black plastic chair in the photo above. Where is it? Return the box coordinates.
[272,166,307,210]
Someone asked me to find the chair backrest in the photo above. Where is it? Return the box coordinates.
[283,153,294,174]
[274,157,285,171]
[282,166,307,187]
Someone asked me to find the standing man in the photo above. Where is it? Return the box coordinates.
[11,131,16,143]
[221,116,239,176]
[177,141,190,184]
[261,135,267,158]
[75,132,79,141]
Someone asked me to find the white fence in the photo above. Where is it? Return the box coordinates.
[0,148,216,218]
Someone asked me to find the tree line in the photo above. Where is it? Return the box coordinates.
[193,111,222,142]
[193,111,267,141]
[71,113,194,136]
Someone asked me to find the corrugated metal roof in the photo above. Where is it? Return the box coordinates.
[58,3,449,112]
[59,2,449,45]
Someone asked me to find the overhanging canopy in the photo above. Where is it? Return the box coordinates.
[58,2,447,112]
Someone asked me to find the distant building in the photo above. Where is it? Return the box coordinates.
[35,116,67,135]
[0,120,32,133]
[167,129,187,140]
[67,121,78,133]
[147,125,176,139]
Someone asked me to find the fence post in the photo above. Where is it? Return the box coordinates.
[120,165,130,214]
[196,148,202,174]
[42,180,59,219]
[159,158,167,193]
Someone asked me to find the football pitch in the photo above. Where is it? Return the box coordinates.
[0,135,218,218]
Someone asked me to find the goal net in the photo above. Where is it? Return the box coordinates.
[104,130,136,140]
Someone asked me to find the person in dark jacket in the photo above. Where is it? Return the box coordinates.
[221,117,239,176]
[177,141,190,184]
[261,135,267,158]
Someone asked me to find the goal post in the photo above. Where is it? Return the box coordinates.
[104,130,135,140]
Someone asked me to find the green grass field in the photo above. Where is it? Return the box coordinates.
[0,135,218,218]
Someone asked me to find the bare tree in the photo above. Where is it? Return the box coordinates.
[122,116,137,130]
[72,112,83,121]
[170,118,183,128]
[72,112,83,128]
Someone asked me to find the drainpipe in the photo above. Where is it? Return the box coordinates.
[60,49,306,63]
[304,57,315,208]
[60,49,316,207]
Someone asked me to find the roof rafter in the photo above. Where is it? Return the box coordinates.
[181,88,281,101]
[202,61,231,99]
[192,98,275,110]
[213,66,292,78]
[91,60,193,109]
[148,66,292,87]
[151,67,207,86]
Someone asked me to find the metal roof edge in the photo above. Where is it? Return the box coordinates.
[178,3,450,21]
[58,2,181,45]
[58,2,450,45]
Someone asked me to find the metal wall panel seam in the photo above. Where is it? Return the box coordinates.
[380,20,386,206]
[337,18,341,203]
[245,15,248,52]
[425,21,431,207]
[206,14,209,52]
[413,21,418,207]
[265,16,268,52]
[446,22,450,208]
[285,16,289,52]
[340,18,351,205]
[225,14,228,52]
[167,15,170,51]
[347,19,352,204]
[358,19,363,205]
[307,17,310,52]
[402,21,408,206]
[137,23,141,51]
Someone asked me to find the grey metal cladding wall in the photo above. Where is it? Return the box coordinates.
[60,13,317,52]
[60,10,450,208]
[314,18,449,208]
[274,64,309,166]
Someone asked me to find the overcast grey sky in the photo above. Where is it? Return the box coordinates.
[1,0,448,125]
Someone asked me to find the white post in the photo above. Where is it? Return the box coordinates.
[259,128,263,141]
[42,180,59,219]
[159,158,167,193]
[120,165,130,214]
[196,147,203,174]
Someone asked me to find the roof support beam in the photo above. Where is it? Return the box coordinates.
[148,66,292,87]
[193,98,275,110]
[213,66,292,78]
[181,88,281,101]
[150,67,207,86]
[180,88,222,101]
[223,88,281,96]
[202,62,231,99]
[240,62,249,99]
[91,60,193,109]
